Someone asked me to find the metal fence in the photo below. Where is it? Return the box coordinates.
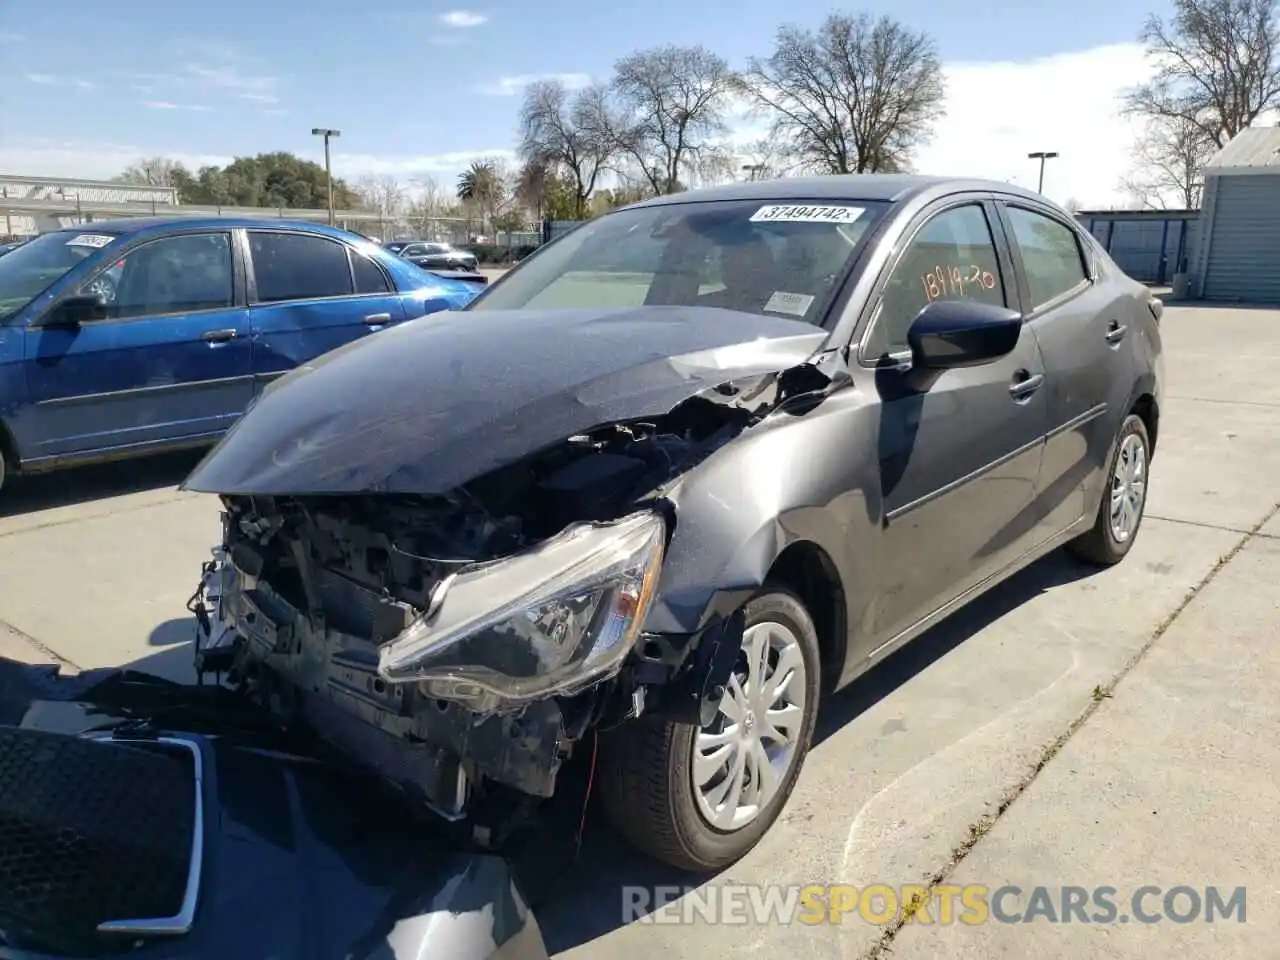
[1075,209,1200,285]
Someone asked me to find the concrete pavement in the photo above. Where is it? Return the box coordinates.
[0,302,1275,959]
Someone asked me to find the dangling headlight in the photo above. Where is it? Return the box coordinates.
[378,511,666,711]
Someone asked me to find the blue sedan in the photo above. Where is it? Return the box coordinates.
[0,217,480,491]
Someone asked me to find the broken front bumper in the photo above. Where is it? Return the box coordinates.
[191,548,568,816]
[0,655,550,960]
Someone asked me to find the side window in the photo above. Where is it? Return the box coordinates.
[250,232,354,303]
[104,233,233,320]
[870,204,1006,357]
[1004,206,1089,310]
[401,244,425,257]
[351,250,391,294]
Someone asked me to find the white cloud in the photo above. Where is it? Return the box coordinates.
[239,92,279,104]
[143,101,213,112]
[3,44,1161,210]
[440,10,487,27]
[728,43,1152,208]
[0,31,26,42]
[185,63,279,99]
[916,43,1151,206]
[0,139,233,179]
[24,73,59,85]
[0,139,517,190]
[332,148,519,178]
[478,72,593,97]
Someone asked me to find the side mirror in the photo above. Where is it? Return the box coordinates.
[907,299,1023,369]
[42,295,109,329]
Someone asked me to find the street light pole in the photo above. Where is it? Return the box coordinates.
[311,127,342,225]
[1027,151,1059,194]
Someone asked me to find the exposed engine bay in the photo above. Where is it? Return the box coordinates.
[189,370,826,837]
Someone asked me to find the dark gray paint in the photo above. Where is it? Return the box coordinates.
[182,175,1165,700]
[181,307,827,496]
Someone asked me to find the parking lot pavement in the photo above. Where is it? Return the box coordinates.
[0,303,1276,959]
[0,449,217,679]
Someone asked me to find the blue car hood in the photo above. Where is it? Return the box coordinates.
[181,305,828,496]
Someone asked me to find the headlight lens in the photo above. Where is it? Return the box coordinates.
[377,511,666,711]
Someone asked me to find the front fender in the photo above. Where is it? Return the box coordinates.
[644,386,882,640]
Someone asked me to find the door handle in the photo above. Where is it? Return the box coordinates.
[1008,370,1045,401]
[363,313,392,326]
[1105,321,1128,344]
[201,328,238,343]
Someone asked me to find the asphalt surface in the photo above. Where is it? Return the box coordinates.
[0,301,1276,958]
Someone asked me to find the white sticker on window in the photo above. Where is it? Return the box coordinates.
[66,233,115,249]
[763,291,815,317]
[750,204,864,224]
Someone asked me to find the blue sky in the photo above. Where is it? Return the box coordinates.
[1,0,1170,205]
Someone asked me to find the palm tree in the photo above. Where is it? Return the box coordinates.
[456,160,505,234]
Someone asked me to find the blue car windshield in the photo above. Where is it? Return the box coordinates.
[467,197,890,327]
[0,230,118,321]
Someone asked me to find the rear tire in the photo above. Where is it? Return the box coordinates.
[598,587,821,872]
[1067,413,1151,566]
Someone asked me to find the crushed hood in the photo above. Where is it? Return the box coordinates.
[182,305,829,496]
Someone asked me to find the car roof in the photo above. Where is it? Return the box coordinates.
[630,174,1053,209]
[46,216,368,242]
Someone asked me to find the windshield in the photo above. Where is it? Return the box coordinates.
[468,197,889,325]
[0,230,118,321]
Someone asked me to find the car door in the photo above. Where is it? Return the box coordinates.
[18,230,253,459]
[995,201,1121,541]
[244,229,407,388]
[862,198,1051,643]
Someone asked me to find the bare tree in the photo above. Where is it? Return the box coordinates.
[357,175,407,225]
[737,138,791,181]
[736,13,945,175]
[116,156,189,188]
[1063,197,1083,213]
[1125,0,1280,150]
[518,79,614,217]
[1121,115,1217,208]
[407,175,445,236]
[605,44,737,195]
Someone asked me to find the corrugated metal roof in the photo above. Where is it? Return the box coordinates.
[1205,127,1280,170]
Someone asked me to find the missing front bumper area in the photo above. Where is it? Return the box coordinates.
[191,549,570,820]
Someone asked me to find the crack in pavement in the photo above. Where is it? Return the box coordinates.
[860,498,1280,959]
[1146,514,1253,535]
[0,491,195,539]
[1,617,81,671]
[1164,395,1280,409]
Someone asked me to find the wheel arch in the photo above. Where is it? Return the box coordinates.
[764,541,848,694]
[0,419,19,478]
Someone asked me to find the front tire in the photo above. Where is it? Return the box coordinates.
[1067,412,1151,566]
[599,587,821,872]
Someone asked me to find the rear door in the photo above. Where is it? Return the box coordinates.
[861,197,1051,645]
[244,229,407,389]
[994,200,1124,540]
[17,229,253,459]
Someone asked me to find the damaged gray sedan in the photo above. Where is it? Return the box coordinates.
[185,175,1164,872]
